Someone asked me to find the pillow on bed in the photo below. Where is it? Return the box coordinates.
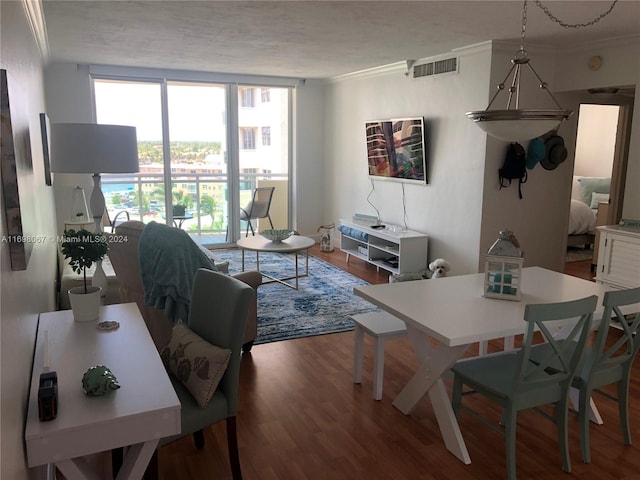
[578,177,610,206]
[590,192,610,209]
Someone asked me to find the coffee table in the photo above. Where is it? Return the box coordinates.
[237,234,315,289]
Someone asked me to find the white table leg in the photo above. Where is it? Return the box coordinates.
[552,326,603,425]
[373,337,385,400]
[55,457,100,480]
[503,335,515,351]
[393,325,471,464]
[116,440,159,480]
[54,440,159,480]
[569,388,603,425]
[354,326,364,384]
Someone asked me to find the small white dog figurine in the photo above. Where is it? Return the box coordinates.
[429,258,451,278]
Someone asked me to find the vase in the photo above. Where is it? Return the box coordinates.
[68,286,102,322]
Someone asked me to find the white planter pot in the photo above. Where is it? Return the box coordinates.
[68,286,102,322]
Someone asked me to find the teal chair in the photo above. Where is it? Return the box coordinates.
[146,268,254,480]
[529,287,640,463]
[451,295,598,480]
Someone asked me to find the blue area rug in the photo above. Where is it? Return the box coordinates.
[213,249,380,344]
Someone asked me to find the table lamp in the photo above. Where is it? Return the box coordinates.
[50,123,139,297]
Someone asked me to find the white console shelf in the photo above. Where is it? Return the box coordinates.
[338,218,428,274]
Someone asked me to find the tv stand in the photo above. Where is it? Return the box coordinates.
[338,219,428,274]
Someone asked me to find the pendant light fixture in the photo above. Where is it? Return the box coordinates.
[466,0,619,142]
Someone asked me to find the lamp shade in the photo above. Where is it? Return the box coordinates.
[50,123,139,174]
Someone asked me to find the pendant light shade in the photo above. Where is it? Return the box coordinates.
[465,1,586,142]
[466,46,573,142]
[466,109,573,143]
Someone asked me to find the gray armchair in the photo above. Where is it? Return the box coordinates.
[107,220,261,352]
[147,268,253,480]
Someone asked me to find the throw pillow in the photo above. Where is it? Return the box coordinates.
[578,177,610,206]
[160,323,231,408]
[590,192,610,209]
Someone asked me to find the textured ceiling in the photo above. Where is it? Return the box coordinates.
[41,1,640,79]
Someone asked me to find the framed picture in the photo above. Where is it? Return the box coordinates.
[1,68,33,270]
[40,113,52,186]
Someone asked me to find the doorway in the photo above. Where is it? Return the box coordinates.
[575,86,635,226]
[564,85,635,268]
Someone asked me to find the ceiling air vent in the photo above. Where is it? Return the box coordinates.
[413,57,458,79]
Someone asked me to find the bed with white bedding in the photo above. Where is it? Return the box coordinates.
[567,176,610,247]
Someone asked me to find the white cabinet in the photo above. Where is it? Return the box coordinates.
[338,219,428,274]
[595,225,640,289]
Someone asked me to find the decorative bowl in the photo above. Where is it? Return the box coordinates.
[261,229,294,243]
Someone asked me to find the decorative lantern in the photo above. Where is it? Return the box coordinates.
[317,223,335,252]
[483,229,524,301]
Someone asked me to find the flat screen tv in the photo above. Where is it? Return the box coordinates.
[365,117,427,185]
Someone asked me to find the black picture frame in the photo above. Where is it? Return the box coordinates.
[39,113,52,186]
[1,68,32,270]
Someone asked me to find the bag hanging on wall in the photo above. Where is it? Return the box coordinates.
[499,142,527,199]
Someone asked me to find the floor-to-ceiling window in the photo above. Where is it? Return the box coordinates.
[93,73,292,246]
[94,79,164,226]
[237,85,289,236]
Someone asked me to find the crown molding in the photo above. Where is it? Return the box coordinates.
[328,61,406,83]
[555,34,640,55]
[22,0,49,61]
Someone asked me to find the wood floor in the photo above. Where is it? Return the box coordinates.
[158,249,639,480]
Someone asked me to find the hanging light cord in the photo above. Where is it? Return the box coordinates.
[520,0,529,50]
[367,179,382,224]
[401,182,408,231]
[534,0,619,29]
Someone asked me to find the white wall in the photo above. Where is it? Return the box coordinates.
[479,42,573,272]
[43,63,101,234]
[574,104,618,178]
[323,37,638,274]
[323,48,490,274]
[0,2,58,479]
[292,79,326,235]
[323,41,576,274]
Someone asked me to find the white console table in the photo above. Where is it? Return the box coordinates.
[595,225,640,290]
[25,303,181,480]
[339,219,428,274]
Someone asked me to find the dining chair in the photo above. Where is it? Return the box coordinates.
[451,295,598,480]
[240,186,275,236]
[529,286,640,463]
[146,268,254,480]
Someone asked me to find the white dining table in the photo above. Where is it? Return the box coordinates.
[354,266,637,464]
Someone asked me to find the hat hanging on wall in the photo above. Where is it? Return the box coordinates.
[526,138,545,170]
[540,135,568,170]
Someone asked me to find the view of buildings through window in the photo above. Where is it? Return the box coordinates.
[94,78,290,245]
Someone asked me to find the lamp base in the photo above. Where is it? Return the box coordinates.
[92,260,108,300]
[90,173,105,232]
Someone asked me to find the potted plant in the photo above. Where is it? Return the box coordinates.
[172,204,186,217]
[61,229,109,322]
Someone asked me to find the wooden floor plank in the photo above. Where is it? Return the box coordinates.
[158,248,639,479]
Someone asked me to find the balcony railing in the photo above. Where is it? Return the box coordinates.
[102,171,287,244]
